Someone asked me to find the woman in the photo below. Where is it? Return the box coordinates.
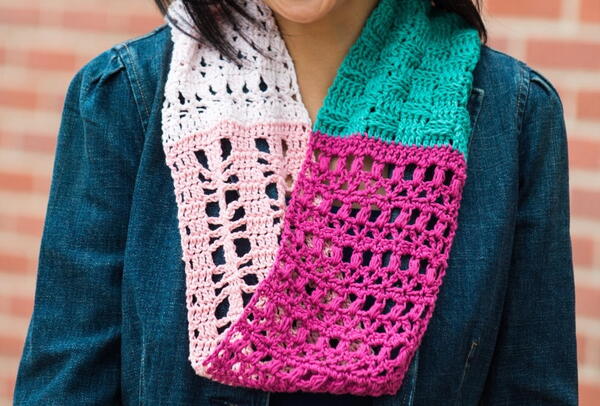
[13,0,578,404]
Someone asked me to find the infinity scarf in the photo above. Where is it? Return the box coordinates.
[161,0,481,396]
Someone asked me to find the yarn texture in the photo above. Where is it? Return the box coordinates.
[161,0,481,396]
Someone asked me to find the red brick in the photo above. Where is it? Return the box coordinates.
[0,130,56,153]
[526,39,600,70]
[0,294,34,319]
[0,170,36,193]
[550,86,578,118]
[577,91,600,120]
[0,5,40,25]
[61,9,110,32]
[0,88,38,110]
[14,215,45,237]
[0,212,16,231]
[0,169,49,195]
[0,334,25,357]
[580,381,600,406]
[569,137,600,170]
[487,36,509,53]
[577,334,586,365]
[37,93,66,113]
[0,374,16,400]
[581,0,600,23]
[0,130,14,148]
[9,295,34,319]
[126,14,163,34]
[26,49,78,72]
[20,132,57,154]
[572,235,595,268]
[0,296,8,313]
[0,88,63,112]
[571,189,600,220]
[576,285,600,318]
[0,252,32,274]
[487,0,562,19]
[34,176,51,195]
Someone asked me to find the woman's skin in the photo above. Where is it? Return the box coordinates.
[264,0,379,124]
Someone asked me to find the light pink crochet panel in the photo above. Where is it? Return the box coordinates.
[163,121,309,375]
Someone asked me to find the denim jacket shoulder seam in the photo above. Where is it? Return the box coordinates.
[110,25,169,134]
[528,68,567,119]
[467,87,484,154]
[529,69,562,98]
[113,44,150,134]
[120,24,168,48]
[515,61,531,142]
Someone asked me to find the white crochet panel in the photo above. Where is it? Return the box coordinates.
[162,0,311,146]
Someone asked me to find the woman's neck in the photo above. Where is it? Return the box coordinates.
[271,0,379,124]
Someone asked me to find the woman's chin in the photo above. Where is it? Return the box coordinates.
[264,0,340,24]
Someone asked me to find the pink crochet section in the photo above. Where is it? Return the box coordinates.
[163,120,310,375]
[204,131,468,396]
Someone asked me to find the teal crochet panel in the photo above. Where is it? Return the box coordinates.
[313,0,482,160]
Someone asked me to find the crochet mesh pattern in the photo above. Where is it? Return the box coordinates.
[204,133,467,396]
[161,0,481,396]
[163,122,308,375]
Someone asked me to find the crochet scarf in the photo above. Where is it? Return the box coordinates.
[161,0,481,397]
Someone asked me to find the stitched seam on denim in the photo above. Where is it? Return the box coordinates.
[516,63,531,161]
[529,68,562,102]
[399,348,419,405]
[104,48,146,164]
[139,338,146,406]
[467,88,484,154]
[455,338,479,405]
[125,42,151,130]
[121,24,169,48]
[407,349,419,405]
[530,70,567,140]
[119,43,150,134]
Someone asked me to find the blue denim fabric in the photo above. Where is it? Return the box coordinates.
[13,24,578,405]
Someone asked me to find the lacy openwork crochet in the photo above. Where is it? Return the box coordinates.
[161,0,481,396]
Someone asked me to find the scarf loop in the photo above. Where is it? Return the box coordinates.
[161,0,481,396]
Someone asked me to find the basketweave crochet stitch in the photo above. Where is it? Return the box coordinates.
[160,0,481,396]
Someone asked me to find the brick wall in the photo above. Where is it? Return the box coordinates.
[0,1,164,403]
[484,1,600,404]
[0,0,598,404]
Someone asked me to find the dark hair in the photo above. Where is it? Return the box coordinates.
[154,0,486,65]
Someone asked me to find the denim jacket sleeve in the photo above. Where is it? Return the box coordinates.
[13,47,144,404]
[479,68,579,404]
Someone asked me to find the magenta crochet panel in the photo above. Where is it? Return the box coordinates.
[203,131,467,396]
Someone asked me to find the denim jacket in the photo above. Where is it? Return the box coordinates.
[13,24,578,405]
